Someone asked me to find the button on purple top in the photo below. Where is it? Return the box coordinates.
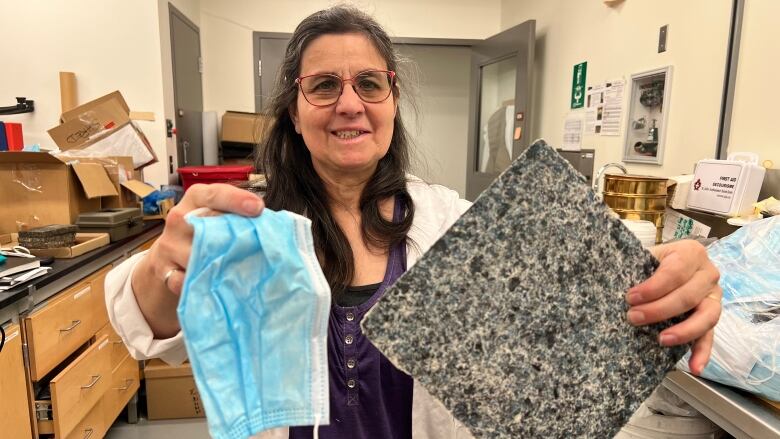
[290,196,412,439]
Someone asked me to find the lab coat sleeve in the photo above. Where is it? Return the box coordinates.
[104,250,188,365]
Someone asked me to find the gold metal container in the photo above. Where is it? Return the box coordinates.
[603,174,669,244]
[602,193,667,211]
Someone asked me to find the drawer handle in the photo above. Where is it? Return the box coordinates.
[83,428,94,439]
[114,378,135,391]
[59,320,82,332]
[81,374,102,389]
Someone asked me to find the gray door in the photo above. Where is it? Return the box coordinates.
[170,5,203,167]
[256,37,289,112]
[466,21,536,200]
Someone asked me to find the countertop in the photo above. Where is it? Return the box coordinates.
[0,220,163,323]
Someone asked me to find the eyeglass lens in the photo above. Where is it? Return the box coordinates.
[300,71,393,105]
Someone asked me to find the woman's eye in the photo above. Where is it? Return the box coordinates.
[312,78,339,92]
[357,78,380,90]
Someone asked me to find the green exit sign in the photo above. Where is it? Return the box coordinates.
[571,62,587,109]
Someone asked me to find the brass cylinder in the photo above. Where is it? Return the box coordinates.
[603,174,669,244]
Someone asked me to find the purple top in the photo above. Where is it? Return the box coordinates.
[290,197,412,439]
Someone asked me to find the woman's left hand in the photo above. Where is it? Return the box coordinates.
[625,240,722,375]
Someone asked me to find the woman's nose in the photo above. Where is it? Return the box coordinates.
[335,84,365,115]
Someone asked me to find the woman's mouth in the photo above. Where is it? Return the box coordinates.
[333,130,368,140]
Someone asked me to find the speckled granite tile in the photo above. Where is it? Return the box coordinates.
[362,140,686,438]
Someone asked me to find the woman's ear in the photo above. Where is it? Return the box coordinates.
[289,105,301,134]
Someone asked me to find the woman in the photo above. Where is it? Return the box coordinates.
[106,5,722,439]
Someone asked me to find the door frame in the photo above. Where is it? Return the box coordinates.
[169,3,203,167]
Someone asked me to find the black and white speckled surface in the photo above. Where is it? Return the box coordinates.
[362,140,686,438]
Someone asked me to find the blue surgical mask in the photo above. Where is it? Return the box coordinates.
[178,208,331,439]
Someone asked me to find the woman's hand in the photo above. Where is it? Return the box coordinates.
[625,240,722,375]
[131,183,263,338]
[147,183,265,294]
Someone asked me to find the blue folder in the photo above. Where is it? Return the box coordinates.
[0,121,8,151]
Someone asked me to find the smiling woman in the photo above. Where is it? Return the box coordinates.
[260,17,414,295]
[104,4,722,439]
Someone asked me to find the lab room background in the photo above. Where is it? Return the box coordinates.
[1,0,777,199]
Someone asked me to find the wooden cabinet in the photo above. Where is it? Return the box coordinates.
[4,233,159,439]
[24,266,111,381]
[49,335,111,438]
[26,265,139,439]
[0,323,34,438]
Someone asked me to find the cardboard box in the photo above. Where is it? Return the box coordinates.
[98,156,154,209]
[144,359,205,420]
[47,91,158,169]
[0,152,109,234]
[0,152,150,234]
[221,111,272,144]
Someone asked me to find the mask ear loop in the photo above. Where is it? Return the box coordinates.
[313,413,320,439]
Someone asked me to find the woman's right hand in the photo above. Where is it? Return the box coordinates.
[131,183,264,337]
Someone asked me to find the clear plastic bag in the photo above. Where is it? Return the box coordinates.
[677,216,780,402]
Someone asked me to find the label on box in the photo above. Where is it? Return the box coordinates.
[663,209,711,241]
[687,162,741,214]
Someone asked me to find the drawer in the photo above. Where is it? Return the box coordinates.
[95,322,131,370]
[65,400,105,439]
[25,266,111,380]
[103,353,140,428]
[0,323,34,439]
[50,335,111,439]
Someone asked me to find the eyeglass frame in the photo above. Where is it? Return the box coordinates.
[295,70,397,107]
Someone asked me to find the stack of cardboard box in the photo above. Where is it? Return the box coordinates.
[0,91,156,235]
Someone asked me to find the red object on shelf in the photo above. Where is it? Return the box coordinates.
[177,165,254,191]
[5,122,24,151]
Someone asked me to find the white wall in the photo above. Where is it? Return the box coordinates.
[199,0,502,130]
[727,0,780,167]
[0,0,170,187]
[501,0,732,178]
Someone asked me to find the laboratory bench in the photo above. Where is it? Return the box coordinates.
[0,220,163,439]
[1,219,778,438]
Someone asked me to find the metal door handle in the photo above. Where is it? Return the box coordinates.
[83,428,94,439]
[59,320,81,332]
[114,378,134,391]
[183,140,190,164]
[81,374,102,389]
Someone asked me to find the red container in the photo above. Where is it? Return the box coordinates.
[5,122,24,151]
[177,165,254,191]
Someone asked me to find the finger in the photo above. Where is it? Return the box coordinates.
[155,210,194,269]
[152,236,192,274]
[688,329,715,376]
[179,183,264,216]
[627,249,699,306]
[627,269,715,325]
[656,293,721,346]
[164,269,187,296]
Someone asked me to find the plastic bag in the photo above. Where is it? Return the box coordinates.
[677,216,780,402]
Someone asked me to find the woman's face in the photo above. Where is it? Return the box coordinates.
[291,33,397,177]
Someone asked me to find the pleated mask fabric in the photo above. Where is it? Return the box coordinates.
[178,209,330,439]
[362,140,686,438]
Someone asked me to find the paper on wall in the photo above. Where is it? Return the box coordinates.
[601,80,625,136]
[562,113,584,151]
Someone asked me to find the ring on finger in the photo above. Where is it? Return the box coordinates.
[705,293,721,302]
[163,268,181,289]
